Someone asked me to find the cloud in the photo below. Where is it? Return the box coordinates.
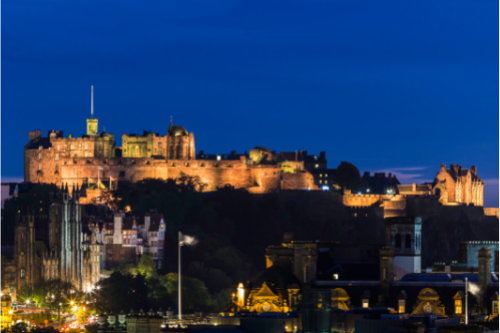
[373,167,431,184]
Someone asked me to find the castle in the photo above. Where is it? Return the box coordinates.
[24,113,316,194]
[11,185,101,297]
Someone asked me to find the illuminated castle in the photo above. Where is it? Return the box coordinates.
[24,88,315,194]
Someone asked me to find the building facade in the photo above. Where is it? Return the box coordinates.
[12,185,101,296]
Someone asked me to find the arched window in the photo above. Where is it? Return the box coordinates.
[405,234,412,249]
[395,234,401,249]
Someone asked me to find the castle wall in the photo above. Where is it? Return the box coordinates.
[484,207,499,219]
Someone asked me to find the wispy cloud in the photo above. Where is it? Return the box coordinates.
[373,166,431,184]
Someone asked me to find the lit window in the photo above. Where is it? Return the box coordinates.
[362,300,369,308]
[320,174,323,177]
[319,180,322,184]
[71,144,75,150]
[455,300,462,314]
[354,213,357,217]
[325,180,328,184]
[55,154,59,161]
[315,164,319,168]
[217,155,221,161]
[20,269,25,278]
[325,174,328,177]
[493,301,499,314]
[39,153,42,160]
[58,145,60,151]
[399,300,405,313]
[38,164,42,171]
[85,143,88,150]
[333,274,338,280]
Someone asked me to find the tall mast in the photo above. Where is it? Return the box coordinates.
[91,85,94,118]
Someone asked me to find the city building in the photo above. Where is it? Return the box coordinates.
[6,185,101,298]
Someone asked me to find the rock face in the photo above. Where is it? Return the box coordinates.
[274,192,498,268]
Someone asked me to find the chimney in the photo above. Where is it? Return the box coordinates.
[478,247,492,291]
[29,131,36,142]
[319,151,326,160]
[388,173,392,179]
[35,130,41,140]
[440,164,446,172]
[412,183,417,192]
[471,166,477,174]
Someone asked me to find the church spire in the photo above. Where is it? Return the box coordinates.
[87,85,98,135]
[91,85,94,118]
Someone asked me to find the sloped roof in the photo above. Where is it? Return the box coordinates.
[167,122,188,136]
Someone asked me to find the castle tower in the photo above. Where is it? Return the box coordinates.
[87,86,98,135]
[478,247,492,300]
[385,217,422,280]
[14,208,37,291]
[379,247,394,305]
[166,120,195,160]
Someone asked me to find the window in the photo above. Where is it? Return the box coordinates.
[39,163,42,171]
[319,174,323,177]
[325,174,328,177]
[354,213,357,217]
[315,164,319,168]
[85,143,88,150]
[455,300,462,314]
[395,234,402,249]
[333,274,338,280]
[108,250,112,254]
[158,260,162,269]
[55,154,59,161]
[20,269,25,278]
[39,153,42,160]
[383,268,387,281]
[58,145,60,151]
[71,144,75,150]
[399,300,405,313]
[362,300,369,308]
[319,180,322,184]
[325,180,328,184]
[119,171,125,177]
[493,301,499,314]
[405,234,411,249]
[120,250,125,254]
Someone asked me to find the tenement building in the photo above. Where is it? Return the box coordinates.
[24,115,315,193]
[10,185,101,296]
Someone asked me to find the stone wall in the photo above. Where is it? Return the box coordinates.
[484,207,499,219]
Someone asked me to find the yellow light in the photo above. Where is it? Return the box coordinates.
[8,311,12,315]
[70,301,74,305]
[73,306,78,311]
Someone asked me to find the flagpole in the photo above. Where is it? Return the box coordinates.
[465,277,468,325]
[179,231,182,321]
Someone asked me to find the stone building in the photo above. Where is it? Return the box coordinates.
[24,115,315,193]
[432,164,484,206]
[93,212,166,270]
[12,185,101,295]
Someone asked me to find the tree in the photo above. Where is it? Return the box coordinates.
[163,273,212,311]
[137,254,157,279]
[94,272,148,314]
[335,161,361,191]
[117,259,137,275]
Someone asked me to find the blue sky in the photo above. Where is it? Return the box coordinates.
[2,0,498,206]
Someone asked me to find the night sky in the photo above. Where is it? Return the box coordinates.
[2,0,498,206]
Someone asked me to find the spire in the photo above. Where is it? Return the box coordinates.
[72,183,76,194]
[91,85,94,118]
[65,183,68,192]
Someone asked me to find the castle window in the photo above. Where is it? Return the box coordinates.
[55,154,59,161]
[455,300,462,314]
[395,234,402,249]
[325,174,328,177]
[39,163,42,171]
[85,143,88,150]
[399,300,405,313]
[57,145,60,151]
[333,274,338,280]
[39,153,42,160]
[71,144,75,150]
[405,234,411,249]
[362,299,369,308]
[354,213,357,217]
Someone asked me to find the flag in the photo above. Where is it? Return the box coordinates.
[467,281,481,297]
[179,232,198,246]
